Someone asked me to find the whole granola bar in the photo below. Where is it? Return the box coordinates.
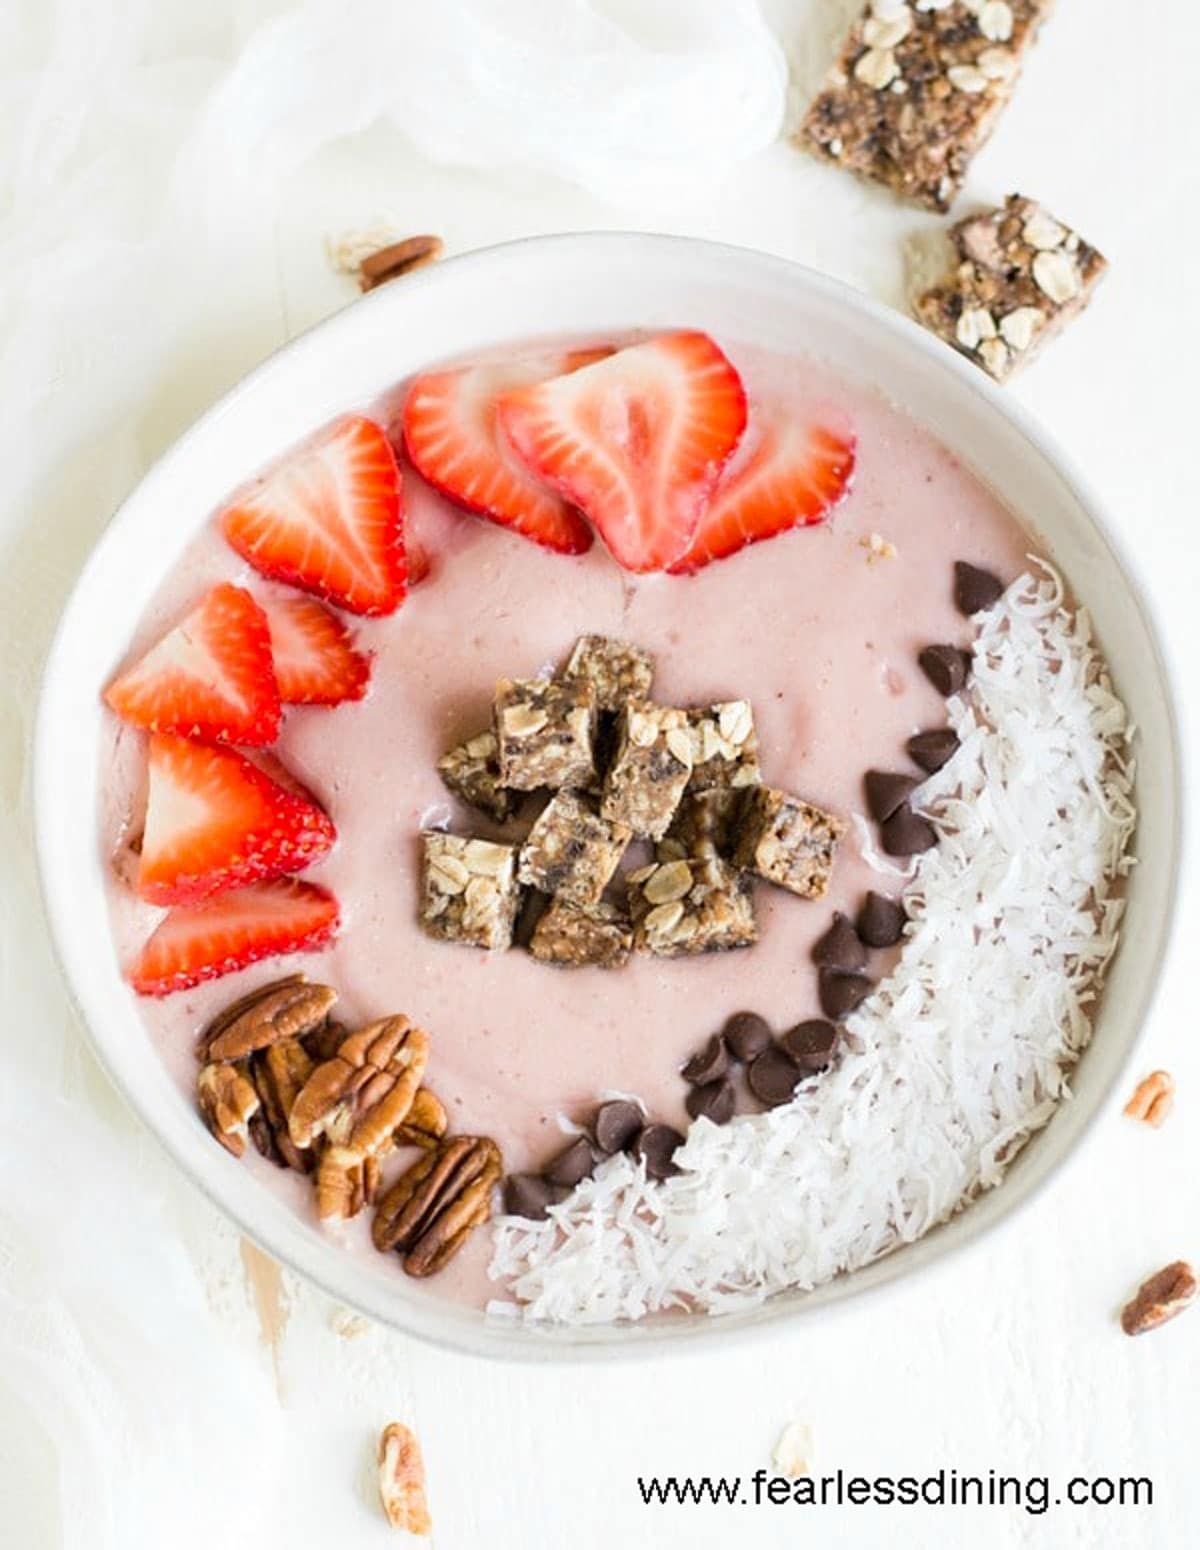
[800,0,1053,212]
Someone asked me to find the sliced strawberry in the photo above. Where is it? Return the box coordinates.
[104,582,280,746]
[496,332,747,573]
[402,352,604,555]
[669,415,856,574]
[136,734,336,906]
[221,415,406,616]
[129,878,340,997]
[260,594,371,705]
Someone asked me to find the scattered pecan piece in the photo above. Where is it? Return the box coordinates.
[359,235,443,292]
[200,976,337,1062]
[395,1088,449,1151]
[1120,1261,1198,1336]
[288,1016,430,1158]
[373,1135,502,1277]
[197,1063,261,1158]
[377,1421,432,1535]
[250,1039,317,1172]
[1123,1070,1174,1128]
[317,1146,383,1221]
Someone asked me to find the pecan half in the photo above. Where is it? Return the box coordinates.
[200,976,337,1062]
[197,1063,261,1157]
[288,1017,430,1158]
[377,1421,432,1534]
[317,1146,383,1220]
[372,1135,501,1277]
[1121,1260,1198,1336]
[250,1039,317,1172]
[1123,1070,1174,1128]
[359,234,443,292]
[395,1088,449,1151]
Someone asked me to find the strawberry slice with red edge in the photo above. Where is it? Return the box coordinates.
[104,582,280,746]
[496,332,747,573]
[136,734,337,906]
[129,878,341,997]
[260,594,371,705]
[221,415,406,617]
[669,414,856,574]
[402,351,606,555]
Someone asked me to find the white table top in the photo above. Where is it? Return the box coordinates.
[3,2,1198,1546]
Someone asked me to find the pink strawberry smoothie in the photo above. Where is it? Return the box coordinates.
[98,340,1036,1310]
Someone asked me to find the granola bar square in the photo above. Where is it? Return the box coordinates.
[565,634,655,712]
[528,897,634,969]
[628,854,757,958]
[913,195,1107,380]
[436,730,516,823]
[600,699,693,841]
[686,700,760,792]
[658,787,745,864]
[493,677,597,792]
[733,786,843,899]
[419,832,520,950]
[800,1,1053,212]
[518,789,631,908]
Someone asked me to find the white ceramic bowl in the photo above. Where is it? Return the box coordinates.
[34,234,1181,1361]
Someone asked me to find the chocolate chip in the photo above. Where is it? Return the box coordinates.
[880,803,938,857]
[503,1173,558,1220]
[634,1123,685,1180]
[747,1043,802,1107]
[685,1077,736,1125]
[593,1099,643,1154]
[864,770,919,823]
[906,729,960,774]
[954,561,1003,616]
[818,968,874,1020]
[811,911,867,973]
[857,890,905,948]
[723,1010,772,1062]
[680,1033,730,1086]
[544,1136,596,1188]
[918,644,970,697]
[780,1019,840,1071]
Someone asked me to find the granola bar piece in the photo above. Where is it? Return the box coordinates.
[913,194,1108,380]
[733,786,843,899]
[687,700,760,792]
[436,729,516,823]
[419,832,520,949]
[600,699,693,841]
[658,787,745,863]
[517,789,631,907]
[528,897,634,969]
[628,854,757,958]
[800,1,1053,212]
[493,676,597,791]
[565,634,655,712]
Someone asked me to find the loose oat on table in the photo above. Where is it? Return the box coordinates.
[629,853,757,957]
[800,1,1053,211]
[601,698,694,840]
[914,194,1107,379]
[493,675,597,791]
[686,700,761,792]
[734,785,843,898]
[529,896,634,969]
[377,1421,433,1535]
[420,831,521,950]
[437,729,516,823]
[518,788,631,907]
[565,633,655,712]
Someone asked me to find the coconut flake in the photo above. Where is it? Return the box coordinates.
[488,568,1136,1325]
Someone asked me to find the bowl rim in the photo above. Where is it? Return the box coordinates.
[32,230,1184,1363]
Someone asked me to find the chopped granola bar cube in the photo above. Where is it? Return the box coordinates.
[800,1,1054,212]
[518,789,631,907]
[437,730,516,823]
[628,854,757,958]
[528,897,634,969]
[733,786,843,899]
[914,194,1107,380]
[600,699,693,840]
[493,676,597,791]
[659,787,745,863]
[686,700,760,792]
[419,832,520,950]
[565,634,655,712]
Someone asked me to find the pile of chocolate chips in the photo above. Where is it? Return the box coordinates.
[503,1098,685,1220]
[864,559,1003,858]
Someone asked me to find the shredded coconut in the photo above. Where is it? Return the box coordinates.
[487,568,1136,1325]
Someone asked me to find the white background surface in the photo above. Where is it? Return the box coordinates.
[2,2,1199,1547]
